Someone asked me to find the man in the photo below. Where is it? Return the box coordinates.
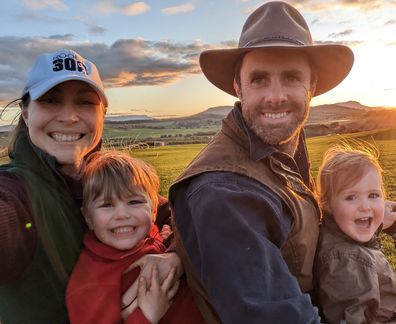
[169,1,353,323]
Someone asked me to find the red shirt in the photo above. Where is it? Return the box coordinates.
[66,227,203,323]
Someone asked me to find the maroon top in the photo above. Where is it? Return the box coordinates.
[67,229,203,324]
[0,172,36,283]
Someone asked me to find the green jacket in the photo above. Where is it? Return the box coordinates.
[0,130,86,324]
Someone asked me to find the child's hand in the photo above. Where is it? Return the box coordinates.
[383,200,396,230]
[137,265,180,324]
[121,252,183,320]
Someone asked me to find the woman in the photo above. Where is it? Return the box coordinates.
[0,49,180,323]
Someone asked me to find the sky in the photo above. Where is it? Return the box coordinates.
[1,0,396,123]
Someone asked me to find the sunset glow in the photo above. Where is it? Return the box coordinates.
[1,0,395,122]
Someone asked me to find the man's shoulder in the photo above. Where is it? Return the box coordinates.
[179,171,283,207]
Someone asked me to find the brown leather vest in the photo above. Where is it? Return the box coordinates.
[170,111,320,323]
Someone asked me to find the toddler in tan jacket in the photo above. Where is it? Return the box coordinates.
[315,144,396,323]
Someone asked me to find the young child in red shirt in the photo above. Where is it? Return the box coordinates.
[66,150,203,323]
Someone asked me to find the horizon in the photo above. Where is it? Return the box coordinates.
[0,99,388,127]
[1,0,396,119]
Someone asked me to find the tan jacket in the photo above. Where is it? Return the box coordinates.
[316,216,396,324]
[170,108,320,323]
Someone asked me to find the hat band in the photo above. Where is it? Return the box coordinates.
[244,36,307,48]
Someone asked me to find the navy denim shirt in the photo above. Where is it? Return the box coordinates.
[172,105,320,323]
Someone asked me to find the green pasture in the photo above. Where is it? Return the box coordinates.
[1,128,395,267]
[129,128,396,269]
[103,126,218,139]
[127,144,205,195]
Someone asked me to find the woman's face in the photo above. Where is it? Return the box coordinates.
[22,80,105,175]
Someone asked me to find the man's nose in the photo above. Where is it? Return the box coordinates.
[56,103,79,123]
[264,80,287,106]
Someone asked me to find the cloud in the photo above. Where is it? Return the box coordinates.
[70,16,108,35]
[310,18,320,25]
[96,1,150,16]
[46,34,74,40]
[0,36,233,105]
[15,12,62,23]
[385,19,396,26]
[14,13,107,36]
[23,0,68,11]
[287,0,396,12]
[314,39,363,47]
[328,29,354,38]
[84,23,107,35]
[162,3,195,15]
[124,2,151,16]
[98,38,204,87]
[337,0,389,10]
[287,0,334,12]
[244,1,331,14]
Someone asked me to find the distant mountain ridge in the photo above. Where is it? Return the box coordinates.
[188,101,386,121]
[105,114,154,122]
[94,101,394,124]
[185,101,396,137]
[2,101,395,137]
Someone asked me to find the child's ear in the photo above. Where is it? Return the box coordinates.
[81,207,94,230]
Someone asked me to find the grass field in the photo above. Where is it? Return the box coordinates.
[1,128,395,267]
[129,128,396,269]
[103,125,219,140]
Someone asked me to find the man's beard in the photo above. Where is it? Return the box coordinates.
[241,99,310,146]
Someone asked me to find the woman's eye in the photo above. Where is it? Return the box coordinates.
[369,193,380,199]
[78,99,96,106]
[38,97,58,104]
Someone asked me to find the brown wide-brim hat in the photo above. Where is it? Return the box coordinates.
[200,1,354,97]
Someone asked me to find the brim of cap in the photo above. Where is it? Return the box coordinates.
[26,74,109,107]
[199,44,354,97]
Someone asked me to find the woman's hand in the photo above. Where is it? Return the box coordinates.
[383,200,396,230]
[121,252,183,320]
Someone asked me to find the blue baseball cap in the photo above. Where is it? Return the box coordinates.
[22,49,108,107]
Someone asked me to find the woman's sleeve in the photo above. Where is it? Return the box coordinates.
[155,195,175,248]
[318,251,379,324]
[0,172,37,283]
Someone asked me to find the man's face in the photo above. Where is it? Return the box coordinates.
[234,50,314,146]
